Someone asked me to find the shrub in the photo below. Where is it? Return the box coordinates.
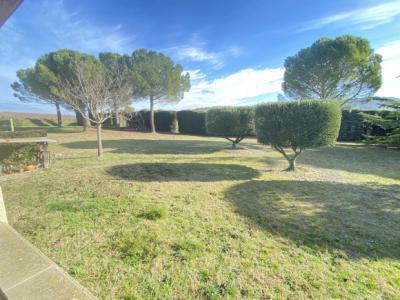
[177,110,206,135]
[255,100,341,171]
[361,98,400,147]
[155,111,175,132]
[135,110,175,132]
[206,106,255,148]
[338,110,387,141]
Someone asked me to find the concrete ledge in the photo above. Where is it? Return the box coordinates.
[0,223,96,299]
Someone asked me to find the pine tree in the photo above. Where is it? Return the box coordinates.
[361,97,400,147]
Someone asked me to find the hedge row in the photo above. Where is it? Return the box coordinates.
[177,110,206,135]
[123,110,206,134]
[118,108,389,141]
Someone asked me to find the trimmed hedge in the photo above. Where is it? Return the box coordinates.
[255,100,341,170]
[130,110,176,132]
[155,111,175,132]
[206,106,255,147]
[177,110,206,135]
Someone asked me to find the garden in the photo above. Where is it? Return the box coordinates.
[1,105,400,298]
[1,34,399,299]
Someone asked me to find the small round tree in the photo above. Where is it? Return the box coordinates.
[206,106,255,148]
[255,100,341,171]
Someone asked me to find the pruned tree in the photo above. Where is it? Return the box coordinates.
[206,106,255,148]
[130,49,190,133]
[99,52,133,127]
[255,100,341,171]
[58,52,124,156]
[22,49,132,157]
[283,35,382,106]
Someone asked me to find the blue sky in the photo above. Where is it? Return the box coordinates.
[0,0,399,114]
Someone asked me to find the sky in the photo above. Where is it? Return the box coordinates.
[0,0,399,114]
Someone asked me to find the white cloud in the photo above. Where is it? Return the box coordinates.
[173,67,284,109]
[37,0,135,53]
[185,69,206,81]
[133,67,283,111]
[178,47,221,66]
[165,37,242,69]
[299,1,400,31]
[376,40,400,97]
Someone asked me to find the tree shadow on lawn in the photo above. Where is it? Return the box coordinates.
[225,180,400,259]
[63,139,228,155]
[107,163,260,182]
[299,144,400,180]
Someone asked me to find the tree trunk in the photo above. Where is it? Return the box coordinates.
[80,103,89,132]
[149,95,156,133]
[96,123,103,157]
[74,109,84,125]
[55,102,62,127]
[286,157,296,171]
[232,141,237,149]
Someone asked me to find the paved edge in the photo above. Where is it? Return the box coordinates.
[0,224,97,299]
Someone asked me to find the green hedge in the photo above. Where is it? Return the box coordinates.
[177,110,206,135]
[256,100,341,149]
[338,110,388,141]
[155,111,175,132]
[128,110,178,132]
[255,100,341,170]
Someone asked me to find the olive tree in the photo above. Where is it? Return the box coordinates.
[283,35,382,105]
[255,100,341,171]
[206,106,255,148]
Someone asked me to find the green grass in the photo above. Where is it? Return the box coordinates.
[1,129,400,299]
[0,112,79,132]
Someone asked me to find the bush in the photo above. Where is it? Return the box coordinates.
[338,110,387,141]
[155,111,175,132]
[255,100,341,171]
[0,130,48,172]
[177,110,206,135]
[133,110,175,132]
[206,106,255,148]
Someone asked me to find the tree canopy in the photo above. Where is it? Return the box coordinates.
[206,106,255,148]
[21,49,129,157]
[12,65,67,126]
[255,100,341,170]
[361,97,400,147]
[282,35,382,105]
[130,49,190,133]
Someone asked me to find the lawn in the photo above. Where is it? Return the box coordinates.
[1,129,400,299]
